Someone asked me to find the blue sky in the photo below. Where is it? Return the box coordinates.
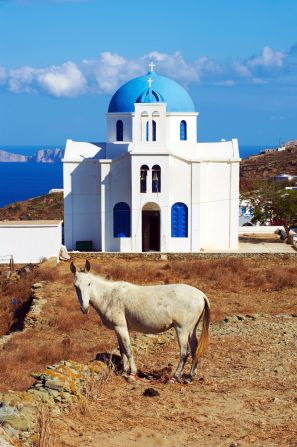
[0,0,296,146]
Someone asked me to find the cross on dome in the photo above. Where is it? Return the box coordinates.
[147,77,153,88]
[148,61,155,72]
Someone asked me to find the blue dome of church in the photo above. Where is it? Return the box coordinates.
[108,70,195,113]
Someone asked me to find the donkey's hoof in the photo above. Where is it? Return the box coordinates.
[126,374,137,383]
[183,377,193,385]
[168,377,179,384]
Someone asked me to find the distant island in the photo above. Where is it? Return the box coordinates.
[0,148,64,163]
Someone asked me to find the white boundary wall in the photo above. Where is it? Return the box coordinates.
[0,221,62,264]
[239,225,282,234]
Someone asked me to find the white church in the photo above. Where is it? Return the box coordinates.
[63,64,240,253]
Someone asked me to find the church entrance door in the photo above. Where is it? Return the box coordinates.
[142,204,160,252]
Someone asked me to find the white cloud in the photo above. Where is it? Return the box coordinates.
[146,51,199,85]
[233,61,252,78]
[0,45,292,98]
[248,46,286,68]
[37,61,86,97]
[8,66,36,93]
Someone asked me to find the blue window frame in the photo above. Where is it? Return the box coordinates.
[152,165,161,193]
[171,202,188,237]
[146,121,149,141]
[180,120,187,141]
[152,120,156,141]
[116,120,123,141]
[113,202,131,237]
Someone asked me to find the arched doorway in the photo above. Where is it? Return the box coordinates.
[142,202,160,252]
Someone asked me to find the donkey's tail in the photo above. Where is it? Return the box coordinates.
[194,296,211,362]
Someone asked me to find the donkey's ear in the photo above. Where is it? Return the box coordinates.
[70,261,76,274]
[85,260,91,272]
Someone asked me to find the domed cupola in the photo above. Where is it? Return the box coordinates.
[136,84,164,104]
[108,68,195,113]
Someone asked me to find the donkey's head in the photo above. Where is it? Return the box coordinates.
[70,260,92,314]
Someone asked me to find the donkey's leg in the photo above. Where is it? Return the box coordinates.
[114,325,137,375]
[116,335,129,373]
[188,324,199,381]
[173,325,190,381]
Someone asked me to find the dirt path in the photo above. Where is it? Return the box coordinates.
[53,314,297,447]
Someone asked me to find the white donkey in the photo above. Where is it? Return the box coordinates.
[70,260,210,382]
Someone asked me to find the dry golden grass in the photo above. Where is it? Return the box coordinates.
[91,256,297,293]
[37,406,55,447]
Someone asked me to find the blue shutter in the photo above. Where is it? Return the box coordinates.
[171,205,178,237]
[113,202,131,237]
[171,203,188,237]
[146,121,149,141]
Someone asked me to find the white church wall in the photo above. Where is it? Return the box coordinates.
[63,139,103,161]
[63,160,101,251]
[167,114,198,144]
[105,143,130,159]
[229,162,240,249]
[106,114,132,143]
[199,162,236,250]
[133,103,167,144]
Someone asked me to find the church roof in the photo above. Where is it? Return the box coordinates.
[108,70,195,113]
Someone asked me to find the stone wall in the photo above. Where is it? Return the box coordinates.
[70,251,297,261]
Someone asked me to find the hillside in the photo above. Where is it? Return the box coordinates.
[0,192,63,221]
[240,142,297,190]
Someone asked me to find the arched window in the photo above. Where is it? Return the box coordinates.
[113,202,131,237]
[152,120,157,141]
[171,203,188,237]
[140,165,149,193]
[116,120,124,141]
[146,121,149,141]
[180,120,187,141]
[152,165,161,193]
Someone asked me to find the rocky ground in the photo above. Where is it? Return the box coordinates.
[0,257,296,446]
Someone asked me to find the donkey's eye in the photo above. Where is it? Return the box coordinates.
[88,283,91,286]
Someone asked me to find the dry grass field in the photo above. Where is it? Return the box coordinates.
[0,256,297,446]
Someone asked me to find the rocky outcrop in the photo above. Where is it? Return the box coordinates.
[0,148,64,163]
[0,359,110,446]
[29,148,64,163]
[0,150,28,162]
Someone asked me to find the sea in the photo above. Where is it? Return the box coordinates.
[0,146,63,208]
[0,144,275,209]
